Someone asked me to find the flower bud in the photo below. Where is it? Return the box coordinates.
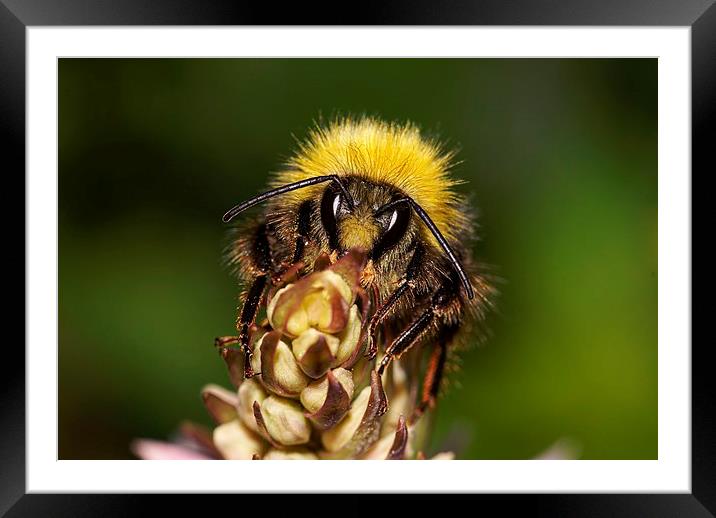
[430,452,456,460]
[380,361,410,437]
[301,368,354,430]
[251,331,309,398]
[236,378,267,434]
[212,419,265,460]
[262,448,319,460]
[304,272,352,333]
[363,415,411,460]
[292,328,340,378]
[201,384,239,424]
[321,385,370,452]
[300,368,354,415]
[266,285,310,337]
[218,346,245,388]
[321,371,387,455]
[267,270,353,337]
[318,270,354,305]
[334,304,362,366]
[259,396,312,446]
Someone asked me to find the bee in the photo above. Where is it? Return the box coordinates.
[219,117,495,422]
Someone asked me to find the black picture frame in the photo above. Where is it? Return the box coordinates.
[2,1,712,515]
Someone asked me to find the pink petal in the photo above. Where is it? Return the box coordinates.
[130,439,214,460]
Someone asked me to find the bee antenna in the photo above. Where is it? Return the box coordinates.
[398,197,474,300]
[222,174,354,223]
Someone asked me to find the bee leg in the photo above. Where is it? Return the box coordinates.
[377,306,435,376]
[409,323,458,425]
[366,282,411,360]
[237,274,269,378]
[366,244,425,359]
[410,343,447,425]
[377,276,459,376]
[236,222,274,378]
[291,200,313,265]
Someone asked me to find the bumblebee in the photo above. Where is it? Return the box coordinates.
[220,117,494,421]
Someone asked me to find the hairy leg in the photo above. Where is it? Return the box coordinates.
[376,278,460,377]
[366,244,425,359]
[409,322,459,424]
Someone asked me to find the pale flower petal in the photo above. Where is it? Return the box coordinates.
[201,384,239,424]
[213,419,266,460]
[260,396,312,446]
[300,368,354,414]
[237,378,268,433]
[131,439,214,460]
[334,305,362,366]
[262,448,319,460]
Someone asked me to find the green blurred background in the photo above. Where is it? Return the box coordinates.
[58,58,657,460]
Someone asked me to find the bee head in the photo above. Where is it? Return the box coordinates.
[223,173,474,299]
[319,178,412,262]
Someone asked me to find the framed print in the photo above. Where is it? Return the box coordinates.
[3,0,712,515]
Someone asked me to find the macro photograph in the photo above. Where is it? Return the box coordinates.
[58,58,657,462]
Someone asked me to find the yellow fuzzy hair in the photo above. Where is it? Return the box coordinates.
[270,117,470,244]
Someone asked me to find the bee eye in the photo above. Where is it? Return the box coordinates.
[320,187,342,251]
[332,193,341,217]
[387,210,398,232]
[371,204,410,261]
